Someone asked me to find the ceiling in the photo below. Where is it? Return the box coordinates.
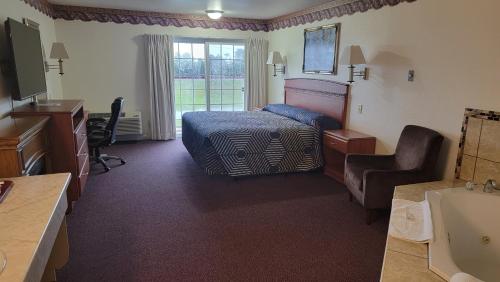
[48,0,334,20]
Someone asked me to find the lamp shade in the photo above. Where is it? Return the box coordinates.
[267,51,283,65]
[49,42,69,59]
[340,45,366,65]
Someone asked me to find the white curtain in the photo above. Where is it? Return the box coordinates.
[245,38,269,111]
[145,34,176,140]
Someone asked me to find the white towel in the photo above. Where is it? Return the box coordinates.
[388,199,433,243]
[450,272,484,282]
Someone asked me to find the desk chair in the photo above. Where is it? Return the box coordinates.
[87,97,126,172]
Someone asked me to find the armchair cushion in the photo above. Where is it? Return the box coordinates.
[345,154,395,170]
[394,125,444,171]
[345,154,395,192]
[362,169,424,209]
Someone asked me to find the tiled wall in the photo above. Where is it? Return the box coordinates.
[456,109,500,184]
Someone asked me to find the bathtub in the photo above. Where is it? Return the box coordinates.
[426,187,500,281]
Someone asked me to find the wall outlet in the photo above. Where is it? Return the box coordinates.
[357,104,363,114]
[408,70,415,82]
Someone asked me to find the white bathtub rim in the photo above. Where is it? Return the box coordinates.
[426,187,500,281]
[427,188,460,281]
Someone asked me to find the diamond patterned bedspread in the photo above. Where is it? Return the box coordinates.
[182,111,323,176]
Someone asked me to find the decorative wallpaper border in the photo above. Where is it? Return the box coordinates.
[23,0,416,32]
[22,0,53,16]
[50,5,269,32]
[455,108,500,179]
[268,0,417,31]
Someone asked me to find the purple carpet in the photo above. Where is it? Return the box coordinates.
[57,140,389,281]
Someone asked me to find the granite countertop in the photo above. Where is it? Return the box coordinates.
[380,179,465,282]
[0,173,71,282]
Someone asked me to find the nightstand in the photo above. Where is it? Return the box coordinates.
[323,129,376,184]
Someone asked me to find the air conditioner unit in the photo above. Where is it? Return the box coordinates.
[88,111,143,141]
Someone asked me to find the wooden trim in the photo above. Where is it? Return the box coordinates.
[22,0,416,32]
[23,150,47,175]
[284,78,349,128]
[0,117,50,148]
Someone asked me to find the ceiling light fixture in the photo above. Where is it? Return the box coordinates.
[206,10,224,20]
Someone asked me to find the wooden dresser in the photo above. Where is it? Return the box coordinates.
[11,100,89,206]
[0,116,50,177]
[323,129,376,184]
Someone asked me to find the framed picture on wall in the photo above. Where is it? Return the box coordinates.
[302,23,341,75]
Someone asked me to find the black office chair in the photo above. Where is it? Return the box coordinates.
[87,97,126,172]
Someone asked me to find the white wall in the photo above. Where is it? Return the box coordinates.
[267,0,500,179]
[50,0,500,179]
[0,0,63,117]
[55,20,267,137]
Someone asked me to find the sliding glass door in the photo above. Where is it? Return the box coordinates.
[173,40,245,134]
[208,44,245,112]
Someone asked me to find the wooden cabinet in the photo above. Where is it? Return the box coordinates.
[11,100,89,206]
[0,116,50,177]
[323,129,376,184]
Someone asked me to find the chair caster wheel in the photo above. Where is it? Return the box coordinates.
[121,160,126,165]
[104,167,110,172]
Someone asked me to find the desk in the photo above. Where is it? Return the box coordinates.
[11,100,89,206]
[0,173,71,282]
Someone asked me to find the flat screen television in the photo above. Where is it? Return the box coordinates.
[5,18,47,101]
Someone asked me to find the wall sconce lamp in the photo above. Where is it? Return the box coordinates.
[45,42,69,75]
[267,51,286,77]
[341,45,368,84]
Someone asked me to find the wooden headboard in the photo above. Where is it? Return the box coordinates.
[284,78,350,128]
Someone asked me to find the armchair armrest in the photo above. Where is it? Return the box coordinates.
[345,154,395,170]
[362,169,424,209]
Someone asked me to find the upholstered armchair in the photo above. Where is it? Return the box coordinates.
[345,125,444,224]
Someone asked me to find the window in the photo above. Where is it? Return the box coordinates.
[173,39,245,135]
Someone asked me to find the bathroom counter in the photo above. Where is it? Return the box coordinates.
[380,179,465,282]
[0,173,71,282]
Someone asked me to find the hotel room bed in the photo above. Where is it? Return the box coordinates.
[183,109,323,176]
[182,78,350,177]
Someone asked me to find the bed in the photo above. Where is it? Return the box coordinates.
[182,78,349,176]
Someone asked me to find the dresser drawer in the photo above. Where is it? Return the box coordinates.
[77,139,89,172]
[74,120,87,153]
[20,130,46,171]
[78,154,90,192]
[323,135,348,153]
